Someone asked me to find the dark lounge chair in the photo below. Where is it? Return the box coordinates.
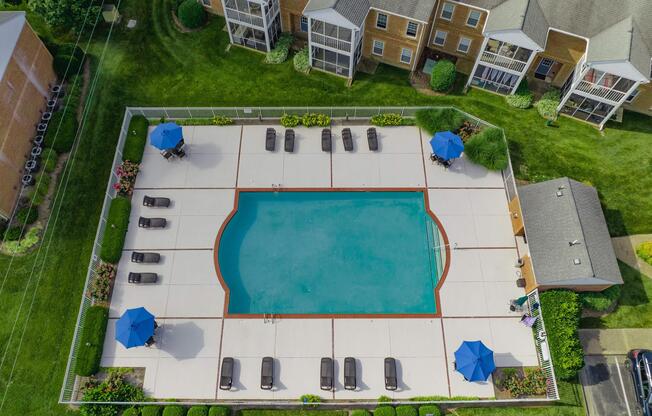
[143,195,171,207]
[131,251,161,263]
[367,127,378,151]
[342,128,353,151]
[266,128,276,151]
[320,357,333,391]
[138,217,167,228]
[285,129,295,153]
[344,357,356,390]
[220,357,234,390]
[384,357,397,391]
[261,357,274,390]
[128,272,158,284]
[322,129,332,152]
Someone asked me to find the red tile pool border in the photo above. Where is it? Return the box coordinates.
[213,188,450,319]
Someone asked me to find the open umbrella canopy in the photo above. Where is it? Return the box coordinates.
[150,122,183,150]
[115,307,155,348]
[429,131,464,161]
[454,340,496,382]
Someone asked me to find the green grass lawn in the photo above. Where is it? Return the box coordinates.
[1,0,651,414]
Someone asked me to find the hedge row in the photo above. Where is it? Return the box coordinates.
[464,127,509,171]
[75,305,109,376]
[415,108,466,135]
[99,196,131,263]
[128,405,229,416]
[123,115,150,163]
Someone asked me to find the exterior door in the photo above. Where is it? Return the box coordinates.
[535,58,554,80]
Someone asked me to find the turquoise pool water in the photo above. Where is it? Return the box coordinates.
[218,191,443,315]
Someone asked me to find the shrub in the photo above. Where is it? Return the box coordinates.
[113,161,140,196]
[0,219,6,239]
[163,406,187,416]
[637,242,652,266]
[300,394,322,403]
[429,60,456,92]
[28,172,51,206]
[17,206,38,225]
[45,109,78,153]
[100,196,131,263]
[579,285,622,312]
[293,47,310,73]
[3,225,42,255]
[540,290,584,380]
[53,43,85,80]
[41,147,58,173]
[265,33,293,64]
[418,406,441,416]
[396,406,417,416]
[188,406,208,416]
[352,411,371,416]
[90,262,116,302]
[75,305,109,376]
[80,369,145,416]
[301,113,331,127]
[280,114,300,128]
[371,113,404,127]
[535,89,561,120]
[208,407,229,416]
[375,406,396,416]
[415,108,467,135]
[4,226,22,241]
[505,80,534,109]
[463,127,509,170]
[377,395,392,403]
[123,409,140,416]
[123,115,149,163]
[177,0,206,29]
[498,367,547,397]
[142,406,163,416]
[212,116,233,126]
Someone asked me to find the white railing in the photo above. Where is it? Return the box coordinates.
[480,51,527,73]
[527,290,559,400]
[575,80,625,103]
[225,8,264,28]
[310,33,351,53]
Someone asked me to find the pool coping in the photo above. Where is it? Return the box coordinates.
[212,187,451,319]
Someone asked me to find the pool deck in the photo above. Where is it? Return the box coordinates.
[101,124,537,400]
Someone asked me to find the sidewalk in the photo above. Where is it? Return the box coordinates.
[612,234,652,278]
[580,328,652,355]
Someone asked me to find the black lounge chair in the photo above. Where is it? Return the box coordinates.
[138,217,167,228]
[342,128,353,151]
[367,128,378,151]
[143,195,171,207]
[131,251,161,263]
[322,129,332,152]
[344,357,356,390]
[384,357,397,391]
[261,357,274,390]
[285,129,295,153]
[266,128,276,151]
[320,357,334,391]
[220,357,234,390]
[128,272,158,284]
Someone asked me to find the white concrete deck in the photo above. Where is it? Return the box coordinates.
[101,124,537,401]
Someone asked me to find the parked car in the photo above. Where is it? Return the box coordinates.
[627,349,652,416]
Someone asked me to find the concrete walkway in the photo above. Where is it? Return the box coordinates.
[612,234,652,278]
[580,328,652,355]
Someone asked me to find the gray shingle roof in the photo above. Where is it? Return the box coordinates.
[518,178,623,286]
[483,0,548,49]
[369,0,437,23]
[0,12,26,82]
[304,0,370,28]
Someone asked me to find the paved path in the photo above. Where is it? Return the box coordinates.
[612,234,652,278]
[580,329,652,355]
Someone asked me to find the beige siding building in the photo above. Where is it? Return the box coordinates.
[0,12,56,219]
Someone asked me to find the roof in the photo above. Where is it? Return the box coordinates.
[482,0,548,49]
[518,177,623,286]
[369,0,437,23]
[0,11,26,82]
[304,0,370,28]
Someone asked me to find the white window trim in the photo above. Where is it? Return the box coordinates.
[625,88,640,103]
[457,37,472,53]
[466,10,481,28]
[433,30,447,46]
[372,39,385,56]
[406,21,418,38]
[400,47,413,64]
[440,2,455,21]
[376,12,388,30]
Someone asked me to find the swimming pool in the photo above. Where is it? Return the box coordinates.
[217,191,446,315]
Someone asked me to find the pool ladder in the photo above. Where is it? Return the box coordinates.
[263,313,276,323]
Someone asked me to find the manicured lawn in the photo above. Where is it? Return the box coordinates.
[0,0,651,414]
[581,262,652,328]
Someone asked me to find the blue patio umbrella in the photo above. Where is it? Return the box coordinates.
[115,307,155,348]
[454,340,496,382]
[150,122,183,150]
[429,131,464,161]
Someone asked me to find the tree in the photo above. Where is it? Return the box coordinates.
[29,0,100,34]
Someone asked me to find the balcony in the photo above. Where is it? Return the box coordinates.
[479,51,527,73]
[575,81,626,103]
[310,33,351,53]
[225,8,264,28]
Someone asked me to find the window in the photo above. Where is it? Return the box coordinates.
[433,30,447,46]
[406,21,418,37]
[466,10,481,27]
[457,37,472,53]
[376,13,388,29]
[441,2,455,20]
[201,0,211,6]
[300,15,308,32]
[400,48,412,64]
[625,88,640,103]
[372,40,384,56]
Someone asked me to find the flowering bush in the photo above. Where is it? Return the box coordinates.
[535,89,561,120]
[301,113,330,127]
[212,115,233,125]
[90,262,116,302]
[113,161,140,196]
[455,121,481,142]
[293,47,310,74]
[280,114,300,128]
[370,113,403,126]
[498,368,547,397]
